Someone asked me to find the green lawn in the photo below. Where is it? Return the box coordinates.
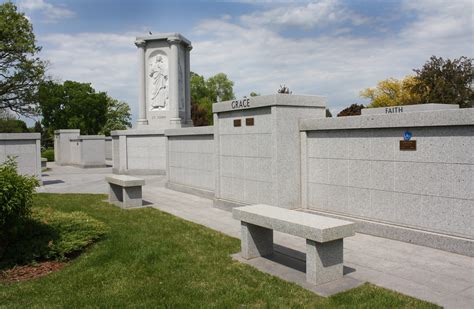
[0,194,439,308]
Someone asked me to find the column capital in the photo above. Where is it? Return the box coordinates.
[134,40,146,48]
[186,44,193,51]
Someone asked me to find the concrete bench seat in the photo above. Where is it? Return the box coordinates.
[233,204,355,285]
[106,175,145,208]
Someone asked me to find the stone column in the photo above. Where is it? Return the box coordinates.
[135,40,148,126]
[185,45,192,124]
[168,38,182,127]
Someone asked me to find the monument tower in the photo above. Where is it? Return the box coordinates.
[135,33,192,129]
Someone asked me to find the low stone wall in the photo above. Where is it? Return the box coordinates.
[0,133,41,183]
[69,136,106,168]
[300,108,474,256]
[111,129,166,175]
[165,126,214,198]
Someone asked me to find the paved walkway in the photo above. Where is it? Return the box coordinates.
[38,163,474,308]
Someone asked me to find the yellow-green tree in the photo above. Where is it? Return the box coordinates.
[360,76,422,108]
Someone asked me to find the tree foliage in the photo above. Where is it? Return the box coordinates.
[412,56,473,108]
[190,72,235,126]
[337,104,365,117]
[0,2,46,116]
[360,76,422,108]
[39,80,130,136]
[100,97,132,135]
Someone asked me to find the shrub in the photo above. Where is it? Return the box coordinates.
[0,157,39,253]
[1,208,108,267]
[337,104,365,117]
[41,148,54,162]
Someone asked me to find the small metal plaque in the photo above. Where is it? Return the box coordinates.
[233,119,241,127]
[400,140,416,151]
[246,118,254,126]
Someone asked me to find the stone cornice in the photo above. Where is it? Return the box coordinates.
[134,40,146,48]
[136,32,192,47]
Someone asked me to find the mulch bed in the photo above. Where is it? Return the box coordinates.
[0,261,68,284]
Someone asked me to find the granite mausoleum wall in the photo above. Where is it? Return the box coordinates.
[212,94,327,210]
[164,126,214,198]
[111,130,166,175]
[0,133,41,183]
[300,108,474,256]
[54,130,106,168]
[105,137,112,160]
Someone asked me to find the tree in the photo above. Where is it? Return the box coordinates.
[325,109,332,117]
[39,80,108,135]
[250,92,260,97]
[206,73,234,103]
[0,2,46,116]
[360,76,422,108]
[100,97,131,136]
[337,104,365,117]
[412,56,473,108]
[190,72,235,126]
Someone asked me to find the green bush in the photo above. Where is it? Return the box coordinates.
[41,148,54,162]
[1,207,108,267]
[0,157,39,254]
[0,119,29,133]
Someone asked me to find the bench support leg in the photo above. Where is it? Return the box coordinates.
[306,239,344,285]
[123,186,143,208]
[109,183,123,207]
[241,222,273,259]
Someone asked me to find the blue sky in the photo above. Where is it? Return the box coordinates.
[13,0,474,124]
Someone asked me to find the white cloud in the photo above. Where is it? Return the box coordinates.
[191,1,472,113]
[18,0,74,22]
[240,0,368,30]
[35,0,473,123]
[40,32,139,117]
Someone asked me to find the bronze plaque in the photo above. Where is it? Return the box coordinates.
[246,118,254,126]
[233,119,241,127]
[400,140,416,151]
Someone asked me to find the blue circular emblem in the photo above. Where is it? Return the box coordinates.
[403,131,412,141]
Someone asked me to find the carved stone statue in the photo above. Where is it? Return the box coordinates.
[149,55,168,110]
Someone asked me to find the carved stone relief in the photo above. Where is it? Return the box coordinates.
[149,53,169,111]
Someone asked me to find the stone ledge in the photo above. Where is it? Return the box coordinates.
[111,129,165,136]
[304,208,474,257]
[213,94,327,113]
[165,126,214,136]
[54,129,80,134]
[0,133,41,140]
[300,108,474,131]
[165,182,214,199]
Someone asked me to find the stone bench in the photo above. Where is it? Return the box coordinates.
[232,204,355,285]
[106,175,145,208]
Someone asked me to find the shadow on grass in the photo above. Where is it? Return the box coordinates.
[0,219,60,270]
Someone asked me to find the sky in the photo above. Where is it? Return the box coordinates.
[13,0,474,124]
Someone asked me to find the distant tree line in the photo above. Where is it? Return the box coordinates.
[338,56,473,117]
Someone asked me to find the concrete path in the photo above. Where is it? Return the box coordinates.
[38,163,474,308]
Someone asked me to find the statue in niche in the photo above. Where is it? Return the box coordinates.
[149,55,168,110]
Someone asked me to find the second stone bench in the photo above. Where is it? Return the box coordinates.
[106,175,145,208]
